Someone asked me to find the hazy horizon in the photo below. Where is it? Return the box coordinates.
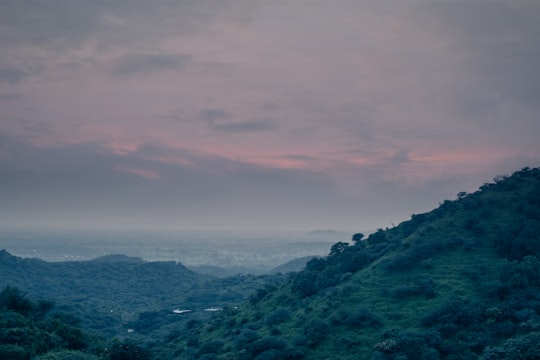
[0,227,349,272]
[1,1,539,231]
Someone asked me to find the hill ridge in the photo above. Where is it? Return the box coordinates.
[159,166,540,359]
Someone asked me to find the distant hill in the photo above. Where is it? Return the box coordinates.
[88,254,146,263]
[188,264,268,277]
[158,167,540,359]
[0,251,283,338]
[267,255,320,274]
[306,229,351,239]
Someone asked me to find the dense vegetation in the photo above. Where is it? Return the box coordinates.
[1,166,539,359]
[0,251,285,338]
[0,285,98,359]
[158,167,540,359]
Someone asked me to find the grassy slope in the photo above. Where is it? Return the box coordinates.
[162,167,540,359]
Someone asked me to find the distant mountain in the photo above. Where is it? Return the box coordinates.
[267,255,320,274]
[159,167,540,359]
[306,229,351,238]
[88,253,146,263]
[188,264,268,277]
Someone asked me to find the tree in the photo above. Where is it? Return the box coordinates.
[106,340,151,360]
[367,229,387,246]
[305,257,326,272]
[34,350,99,360]
[0,286,34,316]
[292,271,319,298]
[330,242,349,256]
[352,233,364,245]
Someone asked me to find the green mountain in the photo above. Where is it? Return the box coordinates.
[158,167,540,359]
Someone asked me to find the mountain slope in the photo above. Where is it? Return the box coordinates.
[160,167,540,359]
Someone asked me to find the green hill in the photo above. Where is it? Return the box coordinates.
[159,167,540,359]
[0,250,283,340]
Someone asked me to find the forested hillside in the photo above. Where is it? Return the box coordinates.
[158,167,540,359]
[0,251,284,339]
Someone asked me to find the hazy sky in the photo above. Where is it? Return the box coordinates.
[1,1,539,232]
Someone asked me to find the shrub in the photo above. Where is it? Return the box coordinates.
[495,220,540,260]
[329,242,349,256]
[305,258,326,272]
[0,344,31,360]
[45,316,87,350]
[285,348,305,359]
[265,308,291,326]
[499,256,540,291]
[254,349,284,360]
[247,336,287,357]
[341,307,383,328]
[336,250,375,273]
[0,286,34,316]
[367,229,387,246]
[384,235,464,271]
[421,298,482,334]
[250,286,276,304]
[480,332,540,359]
[376,329,441,359]
[393,277,436,299]
[106,340,151,360]
[34,350,99,360]
[352,233,364,244]
[291,271,319,298]
[234,329,260,348]
[303,319,328,347]
[199,339,226,355]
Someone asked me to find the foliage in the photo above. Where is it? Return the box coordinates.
[105,340,151,360]
[164,167,540,359]
[0,286,99,359]
[34,350,100,360]
[480,332,540,359]
[0,249,286,339]
[392,277,436,299]
[0,286,34,315]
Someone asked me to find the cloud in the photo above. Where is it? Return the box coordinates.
[16,119,51,136]
[0,1,103,50]
[407,1,540,119]
[197,108,276,133]
[111,53,192,75]
[0,93,22,101]
[0,67,26,84]
[0,2,236,52]
[212,119,276,134]
[199,108,231,123]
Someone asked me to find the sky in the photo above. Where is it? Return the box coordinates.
[0,1,539,232]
